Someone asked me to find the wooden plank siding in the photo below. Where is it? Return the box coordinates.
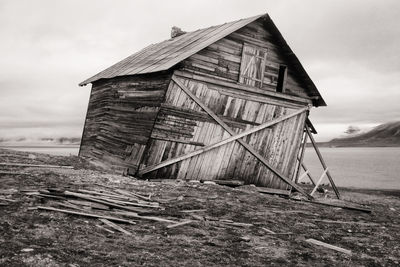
[180,19,310,99]
[139,76,307,189]
[79,73,172,174]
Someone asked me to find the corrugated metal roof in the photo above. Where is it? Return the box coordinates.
[79,14,263,86]
[79,13,326,106]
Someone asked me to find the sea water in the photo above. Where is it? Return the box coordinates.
[303,147,400,190]
[1,146,80,156]
[3,146,400,190]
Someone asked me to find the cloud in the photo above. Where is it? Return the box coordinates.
[0,0,399,142]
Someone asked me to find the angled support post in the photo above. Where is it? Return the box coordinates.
[305,127,341,199]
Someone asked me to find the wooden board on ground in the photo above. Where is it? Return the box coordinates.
[295,199,372,213]
[99,218,132,235]
[36,206,137,224]
[167,220,193,229]
[256,187,290,196]
[305,238,352,255]
[211,180,245,186]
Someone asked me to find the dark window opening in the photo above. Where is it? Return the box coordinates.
[276,65,287,93]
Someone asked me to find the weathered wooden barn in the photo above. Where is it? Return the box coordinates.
[79,13,327,193]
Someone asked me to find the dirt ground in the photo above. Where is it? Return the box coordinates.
[0,148,399,266]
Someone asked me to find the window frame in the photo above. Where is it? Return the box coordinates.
[238,43,268,88]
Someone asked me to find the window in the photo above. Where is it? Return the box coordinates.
[239,44,267,88]
[276,65,287,93]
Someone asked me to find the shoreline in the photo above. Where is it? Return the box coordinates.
[0,147,399,195]
[0,145,79,148]
[1,147,399,193]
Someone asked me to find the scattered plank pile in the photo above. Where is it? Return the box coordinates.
[23,187,281,235]
[0,189,19,206]
[21,187,358,254]
[23,187,190,234]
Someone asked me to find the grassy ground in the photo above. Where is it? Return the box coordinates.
[0,148,399,266]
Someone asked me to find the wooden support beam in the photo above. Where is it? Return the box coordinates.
[167,76,312,200]
[310,168,328,196]
[306,127,341,199]
[294,130,308,184]
[306,118,318,134]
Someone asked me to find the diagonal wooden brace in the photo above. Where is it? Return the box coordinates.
[140,76,313,199]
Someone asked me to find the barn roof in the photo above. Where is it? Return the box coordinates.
[80,13,326,106]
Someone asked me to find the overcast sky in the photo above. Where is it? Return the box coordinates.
[1,0,399,141]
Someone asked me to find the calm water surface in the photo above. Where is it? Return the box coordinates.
[3,146,399,190]
[2,146,80,156]
[303,147,400,190]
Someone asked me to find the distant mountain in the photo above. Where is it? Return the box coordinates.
[325,121,400,147]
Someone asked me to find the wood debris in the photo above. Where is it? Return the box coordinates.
[167,220,193,229]
[25,187,193,235]
[99,218,132,235]
[256,187,290,196]
[211,180,244,186]
[262,227,292,235]
[95,224,115,234]
[306,238,352,255]
[179,209,206,213]
[36,206,137,224]
[303,199,372,213]
[0,197,17,203]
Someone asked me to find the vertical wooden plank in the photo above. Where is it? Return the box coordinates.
[192,123,216,180]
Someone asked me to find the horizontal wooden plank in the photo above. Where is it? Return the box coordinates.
[174,70,312,105]
[256,187,290,196]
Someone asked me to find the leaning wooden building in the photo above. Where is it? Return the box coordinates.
[79,13,326,192]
